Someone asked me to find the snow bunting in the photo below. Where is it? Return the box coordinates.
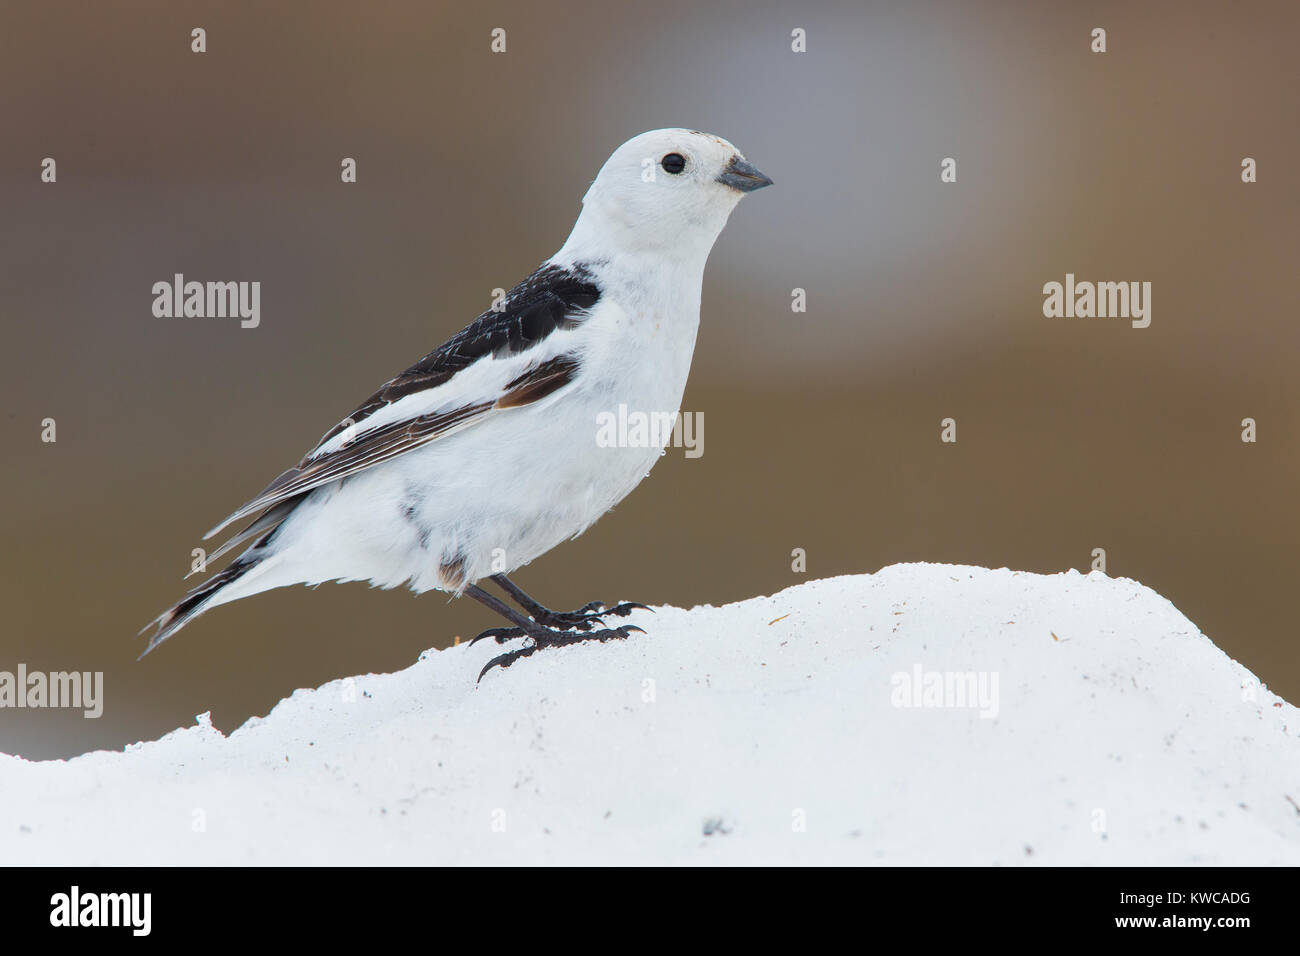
[142,128,772,678]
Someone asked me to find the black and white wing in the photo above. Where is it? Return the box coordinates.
[203,263,600,550]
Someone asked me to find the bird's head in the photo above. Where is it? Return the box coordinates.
[564,128,772,262]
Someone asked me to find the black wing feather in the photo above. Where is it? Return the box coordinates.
[315,263,599,448]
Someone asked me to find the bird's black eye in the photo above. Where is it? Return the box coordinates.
[661,153,686,174]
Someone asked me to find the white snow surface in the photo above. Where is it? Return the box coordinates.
[2,564,1297,865]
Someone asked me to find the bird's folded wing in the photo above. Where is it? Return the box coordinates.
[205,353,581,540]
[203,262,600,541]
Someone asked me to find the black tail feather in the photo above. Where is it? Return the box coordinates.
[140,550,261,657]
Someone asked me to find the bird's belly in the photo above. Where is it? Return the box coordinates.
[376,388,674,589]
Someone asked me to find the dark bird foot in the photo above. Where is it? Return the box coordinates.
[468,601,653,646]
[532,600,653,629]
[528,600,606,630]
[477,624,645,682]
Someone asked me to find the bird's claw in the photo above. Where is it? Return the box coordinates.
[476,624,645,682]
[469,600,651,647]
[469,625,527,647]
[603,602,653,618]
[533,600,652,628]
[531,603,604,629]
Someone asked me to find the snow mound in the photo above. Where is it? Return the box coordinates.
[2,564,1297,865]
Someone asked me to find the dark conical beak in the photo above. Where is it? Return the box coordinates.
[716,155,773,193]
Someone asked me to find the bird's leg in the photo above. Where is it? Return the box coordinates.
[489,573,652,629]
[463,583,644,682]
[463,584,551,645]
[490,573,603,630]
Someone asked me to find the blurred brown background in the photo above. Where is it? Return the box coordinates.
[2,0,1297,759]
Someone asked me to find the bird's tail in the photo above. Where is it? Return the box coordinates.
[140,499,305,657]
[138,555,256,657]
[139,525,295,657]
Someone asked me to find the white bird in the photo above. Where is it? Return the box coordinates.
[142,128,772,678]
